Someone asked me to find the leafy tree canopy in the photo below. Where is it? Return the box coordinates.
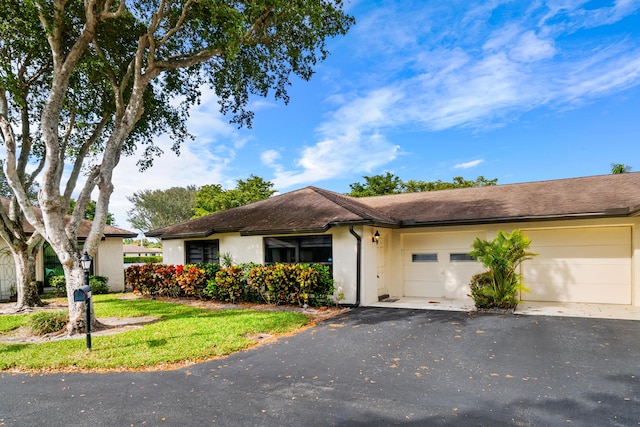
[127,185,199,232]
[347,173,498,197]
[68,199,115,225]
[123,238,162,248]
[0,0,353,325]
[611,163,632,174]
[193,175,276,217]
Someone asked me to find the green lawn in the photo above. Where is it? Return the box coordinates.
[0,294,309,371]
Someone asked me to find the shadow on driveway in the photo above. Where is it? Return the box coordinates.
[1,307,639,426]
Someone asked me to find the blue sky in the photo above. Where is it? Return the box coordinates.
[112,0,640,230]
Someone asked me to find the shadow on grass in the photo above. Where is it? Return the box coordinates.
[0,343,30,353]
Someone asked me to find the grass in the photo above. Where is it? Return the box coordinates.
[0,294,310,371]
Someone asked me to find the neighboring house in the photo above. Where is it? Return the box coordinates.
[147,173,640,309]
[123,244,163,258]
[0,199,137,300]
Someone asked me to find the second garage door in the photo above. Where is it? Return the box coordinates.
[521,227,631,305]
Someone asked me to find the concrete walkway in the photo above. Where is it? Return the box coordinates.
[369,297,640,320]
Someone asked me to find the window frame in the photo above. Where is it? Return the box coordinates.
[264,235,333,266]
[185,240,220,264]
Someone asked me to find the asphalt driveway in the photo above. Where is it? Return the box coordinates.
[1,307,639,426]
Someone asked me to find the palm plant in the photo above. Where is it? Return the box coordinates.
[469,230,536,309]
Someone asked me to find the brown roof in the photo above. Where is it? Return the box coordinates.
[360,173,640,225]
[147,186,396,239]
[147,173,640,239]
[1,198,137,238]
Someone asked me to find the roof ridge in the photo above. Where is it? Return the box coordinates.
[309,187,397,224]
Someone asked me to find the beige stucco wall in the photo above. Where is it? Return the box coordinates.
[158,216,640,308]
[0,237,126,296]
[162,229,359,304]
[220,234,264,264]
[95,237,127,292]
[162,239,185,265]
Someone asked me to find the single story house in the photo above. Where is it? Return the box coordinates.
[0,199,137,300]
[123,244,163,258]
[147,173,640,308]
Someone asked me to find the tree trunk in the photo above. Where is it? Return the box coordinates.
[62,259,100,335]
[12,245,43,310]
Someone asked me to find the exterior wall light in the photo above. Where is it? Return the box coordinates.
[372,230,380,245]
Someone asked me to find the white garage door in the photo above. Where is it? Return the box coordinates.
[402,231,483,299]
[522,227,631,304]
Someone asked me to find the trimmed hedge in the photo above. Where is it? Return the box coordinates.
[125,262,334,307]
[124,256,162,264]
[48,275,111,297]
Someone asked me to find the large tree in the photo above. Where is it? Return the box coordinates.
[192,175,276,218]
[127,185,199,232]
[347,173,498,197]
[0,0,185,312]
[0,1,353,332]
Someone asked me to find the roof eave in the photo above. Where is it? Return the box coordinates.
[399,211,633,228]
[240,225,332,236]
[150,229,218,240]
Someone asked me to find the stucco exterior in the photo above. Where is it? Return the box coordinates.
[148,174,640,309]
[155,216,640,309]
[0,236,129,299]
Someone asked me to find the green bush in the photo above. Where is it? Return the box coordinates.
[28,311,68,335]
[126,262,334,307]
[248,263,334,306]
[48,275,111,296]
[48,275,67,297]
[124,256,162,264]
[89,275,110,294]
[468,230,536,310]
[468,272,494,309]
[126,263,222,298]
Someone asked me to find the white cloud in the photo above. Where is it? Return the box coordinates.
[509,31,557,62]
[454,159,485,169]
[270,88,403,189]
[261,149,281,166]
[267,1,640,190]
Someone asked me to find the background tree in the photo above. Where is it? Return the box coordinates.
[347,173,498,197]
[69,199,116,225]
[1,1,353,331]
[123,238,162,248]
[347,172,403,197]
[127,186,199,232]
[0,1,51,309]
[193,175,276,217]
[611,163,632,174]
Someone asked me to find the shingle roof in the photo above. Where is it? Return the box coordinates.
[360,173,640,225]
[147,186,397,239]
[147,173,640,239]
[0,198,137,238]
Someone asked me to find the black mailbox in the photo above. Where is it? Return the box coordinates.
[73,285,92,302]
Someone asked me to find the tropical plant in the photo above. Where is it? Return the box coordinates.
[468,230,536,309]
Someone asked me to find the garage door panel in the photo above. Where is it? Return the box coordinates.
[522,227,631,305]
[526,282,630,304]
[403,246,482,299]
[525,227,629,246]
[523,263,630,286]
[530,245,629,260]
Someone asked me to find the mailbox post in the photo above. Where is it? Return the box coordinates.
[80,252,93,350]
